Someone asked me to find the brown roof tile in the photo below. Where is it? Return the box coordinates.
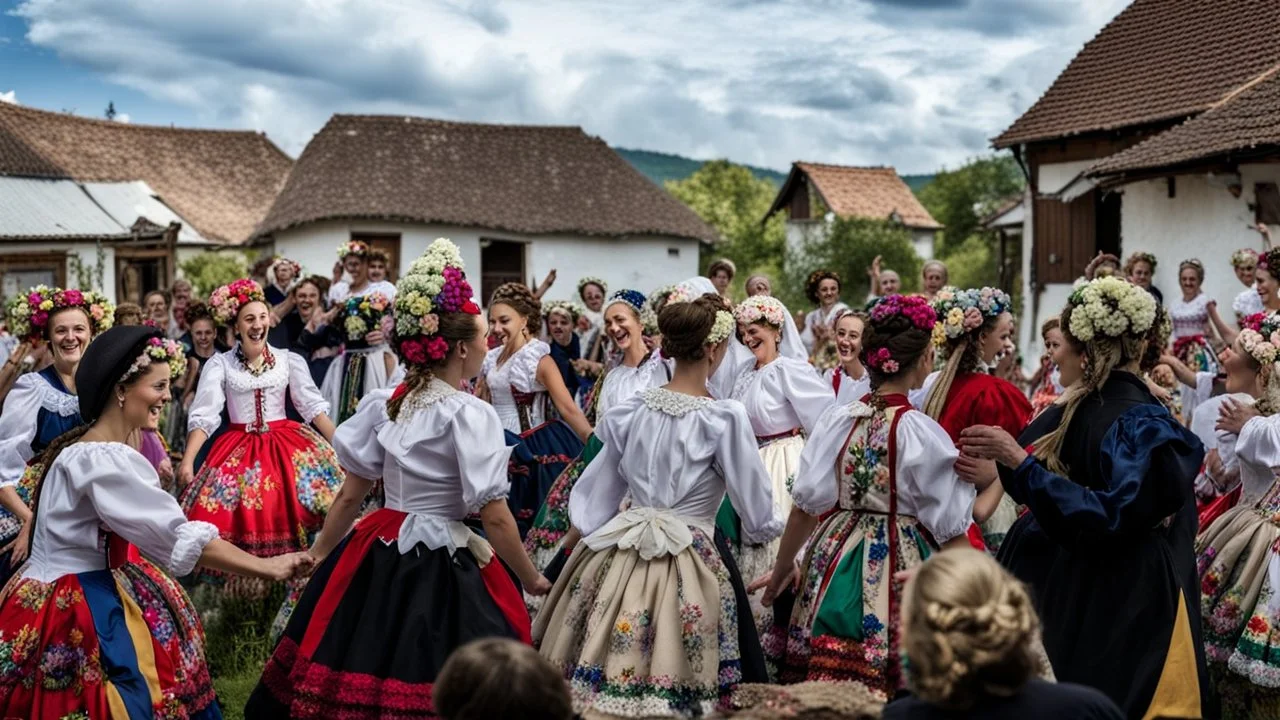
[994,0,1280,148]
[781,163,941,230]
[254,115,719,244]
[0,102,292,244]
[1089,66,1280,175]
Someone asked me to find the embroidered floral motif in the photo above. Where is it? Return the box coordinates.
[840,409,892,509]
[0,624,40,677]
[15,582,52,611]
[194,460,269,513]
[610,610,652,654]
[641,387,714,417]
[292,445,343,515]
[39,642,88,691]
[53,587,83,611]
[680,602,706,671]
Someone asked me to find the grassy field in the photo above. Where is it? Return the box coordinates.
[197,588,282,720]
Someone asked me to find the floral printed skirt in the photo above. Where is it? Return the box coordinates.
[534,527,743,719]
[506,421,583,541]
[179,420,342,596]
[0,565,220,720]
[765,509,936,698]
[0,460,41,586]
[979,494,1020,555]
[246,508,530,719]
[1196,483,1280,688]
[321,346,397,425]
[523,434,603,618]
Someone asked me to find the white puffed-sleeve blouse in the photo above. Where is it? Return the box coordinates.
[332,381,513,554]
[24,443,219,583]
[823,366,872,406]
[328,279,398,306]
[482,340,551,433]
[0,372,78,487]
[1236,411,1280,504]
[187,346,330,435]
[569,389,783,545]
[791,402,976,544]
[729,356,833,437]
[598,352,671,415]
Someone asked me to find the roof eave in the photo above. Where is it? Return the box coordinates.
[253,214,718,246]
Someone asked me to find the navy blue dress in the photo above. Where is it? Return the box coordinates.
[997,372,1208,719]
[0,366,84,582]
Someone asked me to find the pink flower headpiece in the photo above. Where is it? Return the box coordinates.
[869,294,937,332]
[209,278,266,326]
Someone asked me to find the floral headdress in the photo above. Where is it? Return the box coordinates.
[1262,248,1280,273]
[577,276,607,299]
[931,287,1013,347]
[543,299,585,323]
[1065,276,1157,343]
[733,296,787,329]
[706,310,735,345]
[209,279,267,326]
[393,238,480,365]
[869,294,937,332]
[337,240,369,260]
[124,336,187,382]
[6,286,114,343]
[606,289,658,334]
[1124,251,1158,272]
[1234,248,1261,269]
[665,285,696,306]
[270,256,303,282]
[649,284,678,312]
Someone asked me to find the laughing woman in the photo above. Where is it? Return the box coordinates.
[0,286,112,584]
[178,279,344,598]
[0,324,309,720]
[535,298,781,718]
[823,309,871,405]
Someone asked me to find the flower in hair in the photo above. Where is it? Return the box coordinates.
[931,287,1011,344]
[125,336,187,381]
[706,310,735,345]
[866,347,897,372]
[1233,248,1260,269]
[1066,276,1157,342]
[665,285,696,306]
[392,238,478,368]
[336,240,369,259]
[733,296,787,329]
[869,294,936,331]
[209,279,266,326]
[1239,312,1280,366]
[577,276,607,297]
[6,285,114,343]
[543,299,585,323]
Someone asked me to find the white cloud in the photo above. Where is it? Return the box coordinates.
[113,112,129,123]
[0,90,17,105]
[11,0,1128,172]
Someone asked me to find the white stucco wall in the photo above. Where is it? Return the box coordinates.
[911,230,935,261]
[1120,164,1280,320]
[785,219,935,263]
[0,241,117,303]
[271,220,701,304]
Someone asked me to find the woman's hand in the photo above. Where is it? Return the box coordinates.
[754,560,799,607]
[525,575,553,596]
[3,520,31,565]
[258,552,315,582]
[959,426,1028,468]
[365,330,385,346]
[157,458,174,485]
[1218,397,1261,435]
[954,454,998,487]
[178,460,195,490]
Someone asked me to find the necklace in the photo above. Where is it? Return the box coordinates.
[236,344,276,376]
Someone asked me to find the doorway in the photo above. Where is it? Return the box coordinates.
[115,251,170,306]
[480,239,526,306]
[351,233,402,283]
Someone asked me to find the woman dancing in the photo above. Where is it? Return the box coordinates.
[0,286,112,583]
[0,324,308,719]
[246,239,544,719]
[178,279,344,597]
[824,309,870,405]
[535,297,780,718]
[761,294,983,696]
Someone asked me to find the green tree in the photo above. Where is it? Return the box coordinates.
[665,160,786,293]
[180,251,253,298]
[781,217,923,311]
[917,155,1023,256]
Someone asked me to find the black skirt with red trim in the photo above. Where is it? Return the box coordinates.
[244,508,532,719]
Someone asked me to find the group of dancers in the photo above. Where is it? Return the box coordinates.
[2,232,1280,720]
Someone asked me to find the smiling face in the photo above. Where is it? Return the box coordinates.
[1259,268,1280,308]
[1051,332,1085,387]
[145,292,168,321]
[1179,267,1201,298]
[604,302,642,352]
[741,321,780,365]
[234,301,270,352]
[1235,261,1258,288]
[191,318,216,353]
[121,361,172,431]
[834,314,865,366]
[817,278,840,307]
[367,259,387,283]
[546,312,574,345]
[581,283,605,312]
[1222,340,1264,396]
[488,302,527,347]
[978,312,1014,365]
[47,307,92,367]
[343,255,367,284]
[295,282,321,315]
[1128,260,1153,288]
[171,284,191,310]
[880,271,901,295]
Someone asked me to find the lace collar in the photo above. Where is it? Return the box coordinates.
[36,371,80,416]
[642,387,714,417]
[397,378,460,416]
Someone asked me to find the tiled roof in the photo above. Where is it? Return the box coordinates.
[994,0,1280,147]
[0,102,292,244]
[773,163,941,230]
[254,115,719,244]
[1089,67,1280,175]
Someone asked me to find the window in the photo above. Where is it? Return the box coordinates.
[1,252,66,305]
[1257,183,1280,225]
[667,247,680,258]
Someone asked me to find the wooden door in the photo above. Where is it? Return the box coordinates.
[480,239,525,306]
[351,233,402,282]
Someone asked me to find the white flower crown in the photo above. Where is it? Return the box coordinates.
[706,310,734,345]
[1066,276,1157,342]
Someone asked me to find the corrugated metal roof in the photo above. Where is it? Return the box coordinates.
[0,177,213,243]
[82,181,211,245]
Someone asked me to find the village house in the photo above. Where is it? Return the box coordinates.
[0,102,291,305]
[993,0,1280,360]
[251,115,717,303]
[764,162,942,261]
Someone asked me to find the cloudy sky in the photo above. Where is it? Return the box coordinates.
[1,0,1128,173]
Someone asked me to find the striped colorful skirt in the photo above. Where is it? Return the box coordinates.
[506,421,583,541]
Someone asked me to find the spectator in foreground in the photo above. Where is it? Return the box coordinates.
[885,549,1122,720]
[435,638,574,720]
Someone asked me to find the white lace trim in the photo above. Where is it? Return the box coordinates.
[222,345,290,392]
[741,511,785,546]
[397,378,461,416]
[467,485,511,515]
[168,520,219,576]
[847,400,875,418]
[37,376,79,416]
[641,387,714,416]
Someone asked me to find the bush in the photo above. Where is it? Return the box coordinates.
[180,251,253,298]
[938,235,998,291]
[781,217,923,311]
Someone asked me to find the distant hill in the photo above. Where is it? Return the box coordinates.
[615,147,934,194]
